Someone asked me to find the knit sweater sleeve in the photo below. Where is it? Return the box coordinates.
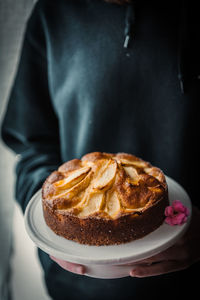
[1,1,61,212]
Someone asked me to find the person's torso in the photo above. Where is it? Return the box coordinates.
[42,0,199,202]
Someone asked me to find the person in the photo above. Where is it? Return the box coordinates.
[1,0,200,299]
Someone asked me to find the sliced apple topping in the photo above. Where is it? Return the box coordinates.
[46,153,167,219]
[144,167,165,183]
[53,166,91,190]
[52,170,93,199]
[119,158,148,168]
[92,160,117,190]
[105,191,121,218]
[78,193,104,217]
[93,159,117,190]
[123,166,139,183]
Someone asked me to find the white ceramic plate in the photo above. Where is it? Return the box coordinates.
[25,176,192,279]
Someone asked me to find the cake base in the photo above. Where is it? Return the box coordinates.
[42,195,168,246]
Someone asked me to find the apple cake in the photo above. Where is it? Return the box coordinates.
[42,152,169,245]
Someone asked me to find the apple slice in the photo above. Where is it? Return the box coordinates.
[119,158,148,168]
[78,193,104,217]
[53,166,91,190]
[93,160,117,190]
[105,191,121,218]
[144,167,165,183]
[52,170,93,199]
[123,166,139,182]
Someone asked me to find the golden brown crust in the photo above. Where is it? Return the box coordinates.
[58,158,83,173]
[81,151,114,162]
[42,152,169,245]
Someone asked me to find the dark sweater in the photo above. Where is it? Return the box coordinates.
[1,0,200,299]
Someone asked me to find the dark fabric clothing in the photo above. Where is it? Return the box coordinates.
[1,0,200,299]
[38,248,199,300]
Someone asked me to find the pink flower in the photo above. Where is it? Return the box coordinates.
[164,200,189,226]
